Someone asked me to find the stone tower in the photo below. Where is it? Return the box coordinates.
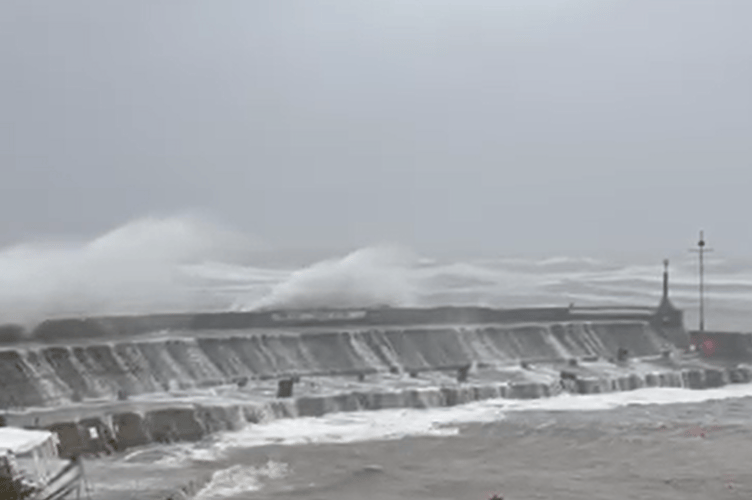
[653,259,688,348]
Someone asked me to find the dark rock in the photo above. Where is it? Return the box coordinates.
[457,365,470,383]
[48,422,84,458]
[146,409,205,443]
[277,379,294,398]
[113,412,150,449]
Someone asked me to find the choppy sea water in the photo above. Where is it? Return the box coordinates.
[84,386,752,500]
[3,216,752,498]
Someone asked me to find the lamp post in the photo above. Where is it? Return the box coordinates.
[689,230,712,332]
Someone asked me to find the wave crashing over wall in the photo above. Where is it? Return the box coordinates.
[3,215,752,331]
[1,319,670,408]
[0,214,262,325]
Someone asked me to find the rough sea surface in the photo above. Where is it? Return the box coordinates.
[2,217,751,499]
[84,388,752,500]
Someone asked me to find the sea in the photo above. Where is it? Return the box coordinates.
[2,215,752,499]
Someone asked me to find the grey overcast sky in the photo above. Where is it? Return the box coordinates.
[1,0,750,258]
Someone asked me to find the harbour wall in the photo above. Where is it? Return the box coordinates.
[0,318,678,409]
[1,305,726,460]
[3,364,751,459]
[0,306,669,344]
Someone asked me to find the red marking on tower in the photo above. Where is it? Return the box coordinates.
[685,426,707,438]
[700,338,716,356]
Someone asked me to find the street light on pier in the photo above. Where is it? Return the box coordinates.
[689,230,712,332]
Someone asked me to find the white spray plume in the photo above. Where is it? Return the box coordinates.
[248,245,419,310]
[0,214,263,325]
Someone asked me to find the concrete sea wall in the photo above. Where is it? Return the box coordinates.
[5,305,740,463]
[0,319,674,409]
[4,363,751,459]
[0,306,667,344]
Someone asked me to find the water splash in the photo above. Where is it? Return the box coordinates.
[2,215,752,331]
[153,384,752,467]
[0,214,261,326]
[245,245,419,311]
[195,461,289,499]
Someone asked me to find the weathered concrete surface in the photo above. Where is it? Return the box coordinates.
[0,317,684,410]
[3,359,750,459]
[0,305,675,344]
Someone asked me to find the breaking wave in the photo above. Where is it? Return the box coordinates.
[244,245,418,311]
[0,214,261,325]
[196,461,289,499]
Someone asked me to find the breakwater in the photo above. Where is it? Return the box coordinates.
[0,305,679,344]
[5,299,742,462]
[3,361,751,459]
[1,317,677,408]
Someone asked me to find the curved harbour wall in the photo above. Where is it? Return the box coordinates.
[3,303,729,460]
[0,306,675,344]
[0,319,674,409]
[5,363,752,459]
